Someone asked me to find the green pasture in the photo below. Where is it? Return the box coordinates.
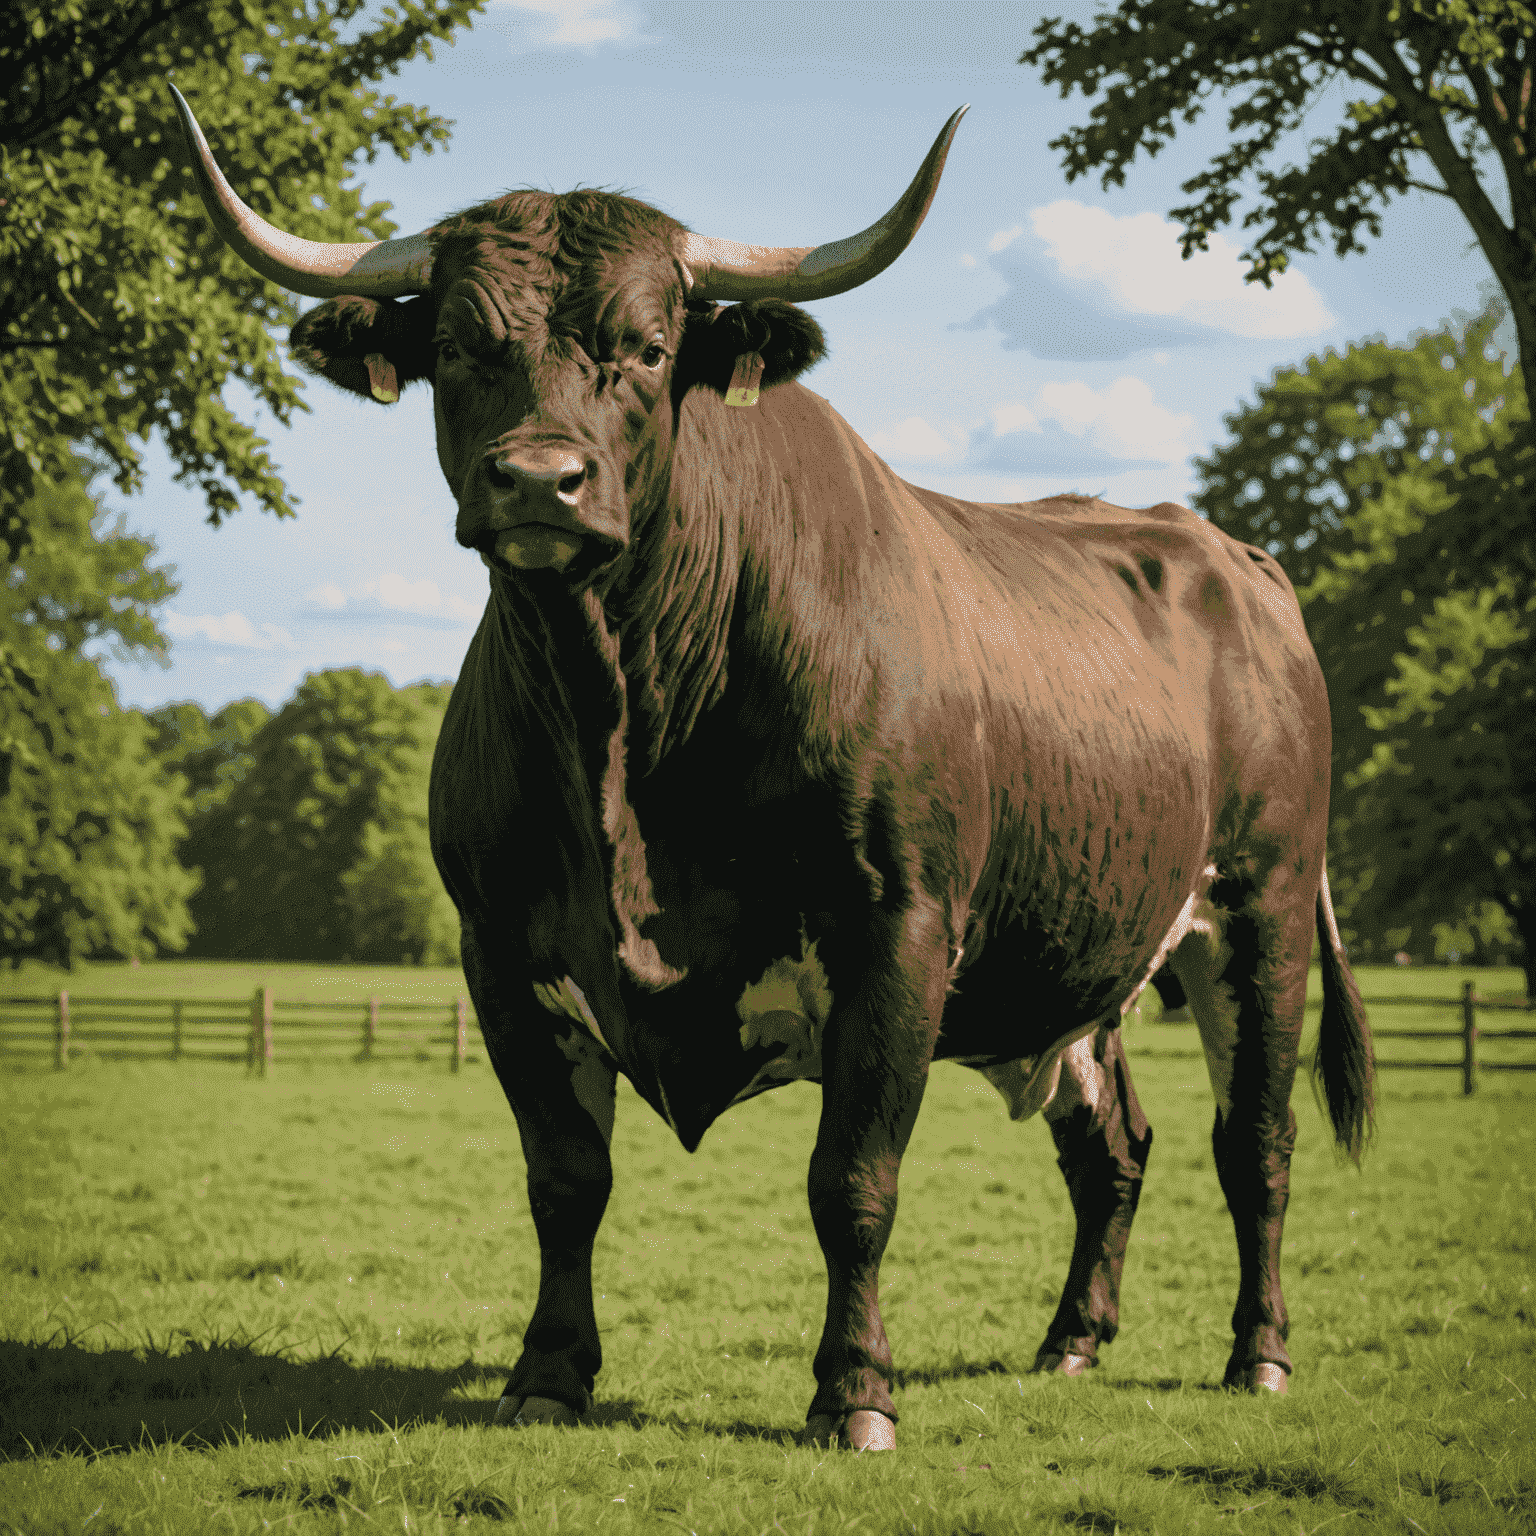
[1,963,1532,1533]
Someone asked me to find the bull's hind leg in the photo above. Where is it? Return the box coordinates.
[1170,888,1309,1394]
[1032,1025,1153,1375]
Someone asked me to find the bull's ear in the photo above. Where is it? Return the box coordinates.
[679,299,827,396]
[288,295,437,404]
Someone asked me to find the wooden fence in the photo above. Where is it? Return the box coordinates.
[0,988,477,1072]
[1369,982,1535,1094]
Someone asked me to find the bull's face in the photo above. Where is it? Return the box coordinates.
[166,86,966,584]
[425,207,690,579]
[285,220,827,584]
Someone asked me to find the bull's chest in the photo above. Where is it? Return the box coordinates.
[536,917,836,1133]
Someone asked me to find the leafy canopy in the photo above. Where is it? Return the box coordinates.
[0,0,484,559]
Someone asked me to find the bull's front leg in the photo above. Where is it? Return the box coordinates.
[462,929,617,1426]
[803,903,946,1452]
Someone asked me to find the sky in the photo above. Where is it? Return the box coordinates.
[101,0,1508,715]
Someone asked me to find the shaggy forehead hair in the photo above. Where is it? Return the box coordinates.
[428,189,689,350]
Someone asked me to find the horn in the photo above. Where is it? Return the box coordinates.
[167,83,432,299]
[682,106,968,303]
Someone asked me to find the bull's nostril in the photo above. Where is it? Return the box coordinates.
[557,471,584,497]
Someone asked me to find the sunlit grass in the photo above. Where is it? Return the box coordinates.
[1,963,1531,1532]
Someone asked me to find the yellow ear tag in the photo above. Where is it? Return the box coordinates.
[724,351,764,408]
[364,352,399,403]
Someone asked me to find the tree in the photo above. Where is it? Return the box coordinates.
[0,0,484,562]
[172,668,456,963]
[1192,305,1536,993]
[0,466,196,966]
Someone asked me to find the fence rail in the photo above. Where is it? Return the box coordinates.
[0,988,478,1072]
[1367,981,1536,1094]
[6,982,1532,1089]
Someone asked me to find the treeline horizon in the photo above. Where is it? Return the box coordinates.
[143,670,460,967]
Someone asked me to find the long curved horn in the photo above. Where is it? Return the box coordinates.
[168,83,432,299]
[682,106,968,303]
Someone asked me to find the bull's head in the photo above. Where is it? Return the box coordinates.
[169,87,966,582]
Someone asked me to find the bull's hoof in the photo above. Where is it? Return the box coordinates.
[1032,1350,1093,1377]
[802,1409,897,1451]
[1229,1363,1288,1395]
[494,1393,584,1426]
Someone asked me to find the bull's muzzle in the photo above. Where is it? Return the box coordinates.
[478,448,593,572]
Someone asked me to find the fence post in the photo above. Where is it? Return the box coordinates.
[364,996,378,1062]
[55,990,69,1071]
[453,996,467,1072]
[249,988,260,1070]
[1461,980,1477,1096]
[260,985,273,1075]
[171,1000,183,1062]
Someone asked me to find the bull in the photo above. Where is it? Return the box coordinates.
[170,86,1374,1451]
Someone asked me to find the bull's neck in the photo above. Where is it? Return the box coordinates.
[476,570,683,990]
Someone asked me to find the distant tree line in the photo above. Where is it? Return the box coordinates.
[146,672,460,966]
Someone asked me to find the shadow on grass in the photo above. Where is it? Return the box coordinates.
[0,1335,818,1457]
[0,1335,502,1458]
[1,1335,1235,1460]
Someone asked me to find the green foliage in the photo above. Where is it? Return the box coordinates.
[1193,303,1516,587]
[1194,306,1535,987]
[161,669,458,964]
[1,998,1532,1529]
[0,467,196,966]
[146,694,273,819]
[341,682,461,967]
[0,0,484,557]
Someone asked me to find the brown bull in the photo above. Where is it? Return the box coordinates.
[171,86,1374,1450]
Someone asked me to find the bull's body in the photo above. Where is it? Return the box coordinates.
[172,90,1374,1448]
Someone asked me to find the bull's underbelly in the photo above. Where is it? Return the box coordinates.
[533,866,1214,1140]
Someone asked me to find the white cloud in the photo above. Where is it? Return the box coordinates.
[305,582,346,610]
[489,0,635,45]
[867,416,967,464]
[988,225,1024,254]
[990,401,1041,436]
[959,253,978,269]
[1029,200,1334,339]
[447,594,483,622]
[1029,376,1197,463]
[164,611,298,650]
[375,573,443,613]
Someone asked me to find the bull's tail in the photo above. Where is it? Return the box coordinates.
[1309,865,1375,1163]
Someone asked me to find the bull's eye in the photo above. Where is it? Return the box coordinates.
[437,339,461,365]
[640,342,667,369]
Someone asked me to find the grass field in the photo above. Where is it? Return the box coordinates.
[1,961,1533,1533]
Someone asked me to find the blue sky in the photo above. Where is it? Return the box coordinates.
[103,0,1505,714]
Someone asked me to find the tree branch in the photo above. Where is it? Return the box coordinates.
[1364,37,1532,363]
[5,0,208,150]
